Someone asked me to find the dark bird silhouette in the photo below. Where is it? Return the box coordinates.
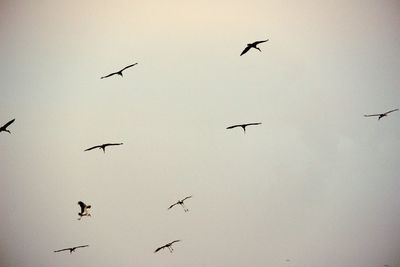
[0,119,15,134]
[54,245,89,254]
[168,196,192,212]
[226,122,261,133]
[84,143,123,153]
[77,201,91,220]
[364,109,398,120]
[154,240,181,253]
[101,63,138,79]
[240,39,269,56]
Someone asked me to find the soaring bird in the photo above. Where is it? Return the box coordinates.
[77,201,91,220]
[168,196,192,212]
[154,240,181,253]
[364,109,398,120]
[54,245,89,254]
[0,119,15,134]
[84,143,123,153]
[101,63,138,79]
[226,122,261,133]
[240,39,269,56]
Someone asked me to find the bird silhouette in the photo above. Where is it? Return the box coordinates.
[226,122,261,133]
[240,39,269,56]
[77,201,91,220]
[364,109,398,120]
[154,240,181,253]
[0,119,15,134]
[168,196,192,212]
[54,245,89,254]
[101,63,138,79]
[84,143,123,153]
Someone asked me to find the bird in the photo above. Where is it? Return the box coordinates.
[0,118,15,134]
[168,196,192,212]
[101,63,138,79]
[77,201,91,220]
[364,109,398,120]
[226,122,261,133]
[54,245,89,254]
[154,240,181,253]
[84,143,123,153]
[240,39,269,56]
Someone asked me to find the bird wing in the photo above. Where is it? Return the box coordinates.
[101,72,117,79]
[226,124,242,129]
[364,114,381,117]
[120,63,138,72]
[1,119,15,129]
[78,201,86,212]
[181,196,192,202]
[245,122,262,126]
[54,248,70,253]
[168,202,178,210]
[74,245,89,249]
[384,108,399,115]
[104,143,123,147]
[154,246,165,253]
[253,39,269,45]
[170,240,181,245]
[240,46,251,56]
[84,145,101,151]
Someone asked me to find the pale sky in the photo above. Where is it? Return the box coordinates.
[1,1,400,267]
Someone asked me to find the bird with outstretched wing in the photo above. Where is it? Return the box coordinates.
[101,63,138,79]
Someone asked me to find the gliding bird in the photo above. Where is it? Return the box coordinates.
[101,63,138,79]
[84,143,123,153]
[226,122,261,133]
[168,196,192,212]
[0,119,15,134]
[77,201,91,220]
[54,245,89,254]
[240,39,269,56]
[364,109,398,120]
[154,240,181,253]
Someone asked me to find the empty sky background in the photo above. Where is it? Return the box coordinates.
[1,1,400,266]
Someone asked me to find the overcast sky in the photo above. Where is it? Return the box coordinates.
[1,1,400,266]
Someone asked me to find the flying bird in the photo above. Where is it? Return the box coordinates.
[84,143,123,153]
[0,119,15,134]
[364,109,398,120]
[240,39,269,56]
[154,240,181,253]
[168,196,192,212]
[77,201,91,220]
[226,122,261,133]
[101,63,138,79]
[54,245,89,254]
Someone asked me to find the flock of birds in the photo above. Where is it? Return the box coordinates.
[1,37,398,266]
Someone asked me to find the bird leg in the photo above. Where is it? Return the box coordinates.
[241,126,246,134]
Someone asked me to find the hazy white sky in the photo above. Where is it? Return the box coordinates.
[1,1,400,266]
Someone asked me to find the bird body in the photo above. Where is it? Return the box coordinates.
[0,118,15,134]
[101,63,137,79]
[54,245,89,254]
[78,201,91,220]
[364,109,398,120]
[84,143,123,153]
[226,122,261,133]
[240,39,269,56]
[168,196,192,212]
[154,240,181,253]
